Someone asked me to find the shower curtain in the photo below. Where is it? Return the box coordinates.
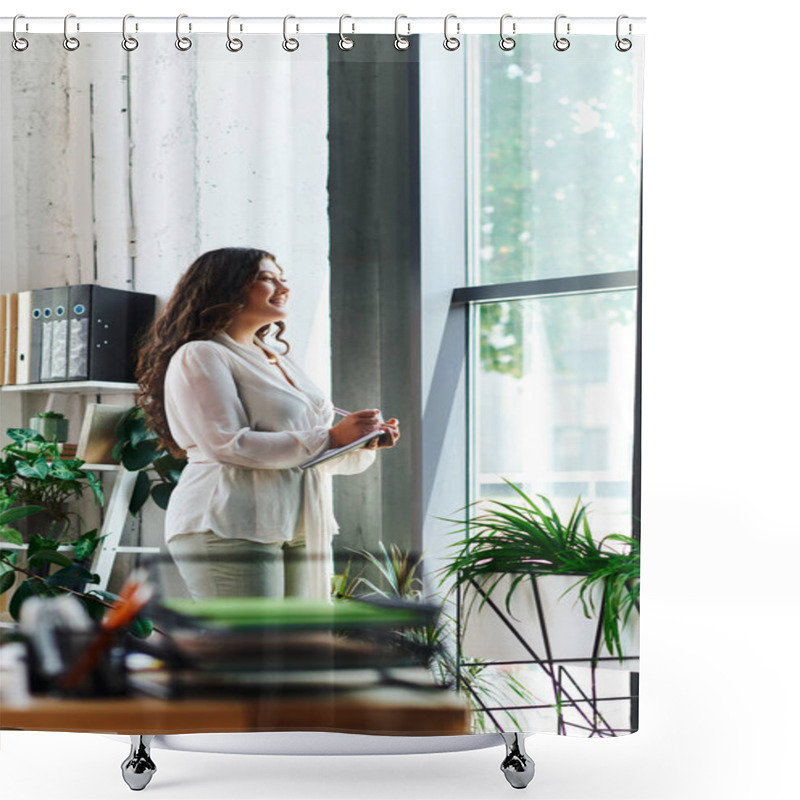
[0,23,644,741]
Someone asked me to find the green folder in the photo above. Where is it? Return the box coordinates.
[161,597,424,629]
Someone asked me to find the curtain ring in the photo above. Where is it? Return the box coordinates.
[63,13,80,51]
[338,14,355,51]
[12,14,29,51]
[615,15,632,51]
[553,14,570,51]
[226,15,243,52]
[176,13,192,51]
[122,14,139,51]
[443,14,460,51]
[394,14,410,50]
[499,14,515,51]
[283,15,299,52]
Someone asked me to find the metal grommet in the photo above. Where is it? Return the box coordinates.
[122,14,139,51]
[282,15,299,52]
[338,14,355,51]
[499,14,515,51]
[63,13,80,51]
[615,15,632,51]
[553,14,570,51]
[443,13,460,51]
[12,14,29,51]
[394,14,410,50]
[175,13,192,51]
[226,15,243,52]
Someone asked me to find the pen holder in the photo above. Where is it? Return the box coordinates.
[26,628,129,698]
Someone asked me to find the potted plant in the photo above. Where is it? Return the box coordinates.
[341,541,539,734]
[0,428,104,542]
[29,411,69,443]
[0,486,153,635]
[438,479,639,668]
[113,407,186,515]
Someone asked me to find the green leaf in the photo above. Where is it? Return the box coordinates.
[0,569,16,594]
[85,588,120,603]
[16,459,50,480]
[0,504,45,525]
[49,460,82,480]
[129,471,151,515]
[130,423,158,449]
[129,615,154,639]
[6,428,46,446]
[28,549,73,568]
[73,530,101,561]
[83,471,105,506]
[121,439,160,471]
[0,526,24,546]
[45,563,99,591]
[81,596,107,622]
[8,578,55,620]
[27,534,60,560]
[150,482,174,510]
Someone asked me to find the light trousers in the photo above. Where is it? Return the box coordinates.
[166,529,309,600]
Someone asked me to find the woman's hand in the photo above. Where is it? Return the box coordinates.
[365,418,400,450]
[329,409,384,448]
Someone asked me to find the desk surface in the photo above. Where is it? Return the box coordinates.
[0,686,471,736]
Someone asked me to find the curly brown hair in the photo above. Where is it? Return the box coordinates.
[134,247,291,458]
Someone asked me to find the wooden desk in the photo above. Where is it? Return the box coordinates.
[1,688,471,790]
[1,687,470,736]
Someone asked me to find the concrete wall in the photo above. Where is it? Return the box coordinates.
[1,33,471,598]
[0,34,331,587]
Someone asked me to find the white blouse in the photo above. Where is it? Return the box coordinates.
[163,330,376,598]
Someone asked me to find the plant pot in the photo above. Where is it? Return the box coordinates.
[29,417,69,443]
[9,508,70,543]
[459,573,639,671]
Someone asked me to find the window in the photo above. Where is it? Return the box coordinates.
[463,36,642,538]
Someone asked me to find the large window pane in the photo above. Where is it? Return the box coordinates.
[473,36,642,284]
[472,290,637,536]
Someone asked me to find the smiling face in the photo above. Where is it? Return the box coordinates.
[240,257,290,324]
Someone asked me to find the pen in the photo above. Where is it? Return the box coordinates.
[334,406,384,422]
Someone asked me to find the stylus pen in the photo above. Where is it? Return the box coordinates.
[333,406,384,422]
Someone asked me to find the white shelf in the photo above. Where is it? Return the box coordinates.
[0,543,161,554]
[1,381,138,394]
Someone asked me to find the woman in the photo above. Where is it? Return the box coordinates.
[135,247,399,601]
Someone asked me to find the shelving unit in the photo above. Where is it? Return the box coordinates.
[1,381,161,593]
[1,381,138,395]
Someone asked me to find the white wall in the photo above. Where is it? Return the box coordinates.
[0,31,331,558]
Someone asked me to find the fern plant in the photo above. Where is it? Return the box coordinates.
[344,541,539,733]
[438,478,640,662]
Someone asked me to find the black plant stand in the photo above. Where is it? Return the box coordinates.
[456,575,639,737]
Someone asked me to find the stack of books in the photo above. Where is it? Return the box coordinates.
[1,285,156,386]
[128,596,444,700]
